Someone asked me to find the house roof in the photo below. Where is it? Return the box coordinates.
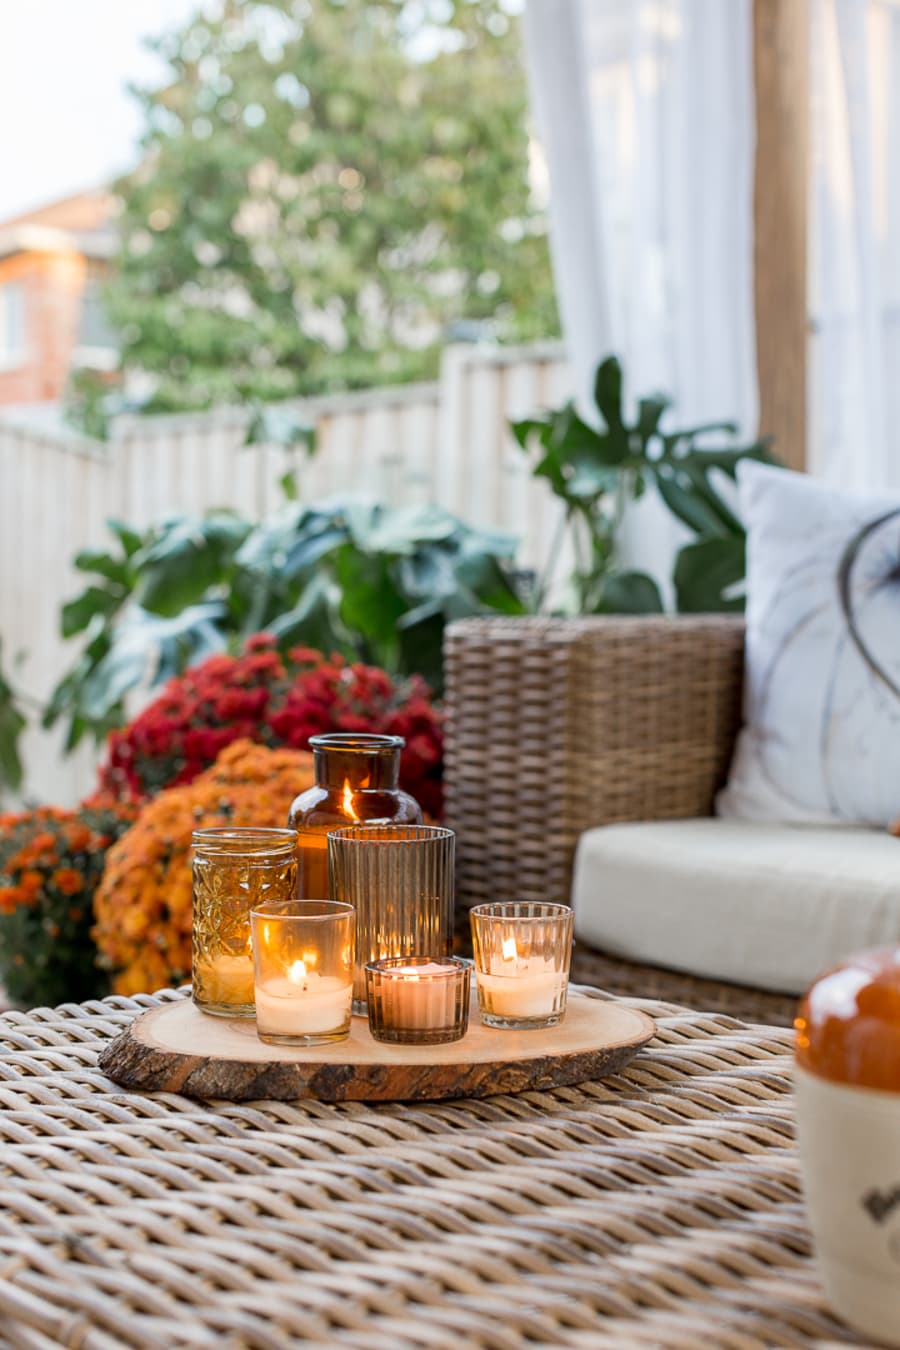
[0,189,116,263]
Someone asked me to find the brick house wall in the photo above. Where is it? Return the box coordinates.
[0,191,115,406]
[0,250,92,404]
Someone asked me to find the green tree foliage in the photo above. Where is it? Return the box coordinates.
[107,0,557,412]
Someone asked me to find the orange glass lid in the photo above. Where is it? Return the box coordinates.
[795,947,900,1092]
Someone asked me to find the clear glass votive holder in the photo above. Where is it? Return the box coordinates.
[328,824,455,1012]
[250,899,355,1046]
[470,902,574,1030]
[192,827,298,1018]
[365,956,471,1045]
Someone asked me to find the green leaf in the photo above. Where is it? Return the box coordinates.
[61,586,123,639]
[74,549,132,585]
[354,504,459,554]
[551,402,627,468]
[335,546,406,659]
[674,535,747,613]
[655,471,731,538]
[635,396,670,443]
[510,416,551,451]
[661,421,739,454]
[133,512,249,616]
[284,528,347,577]
[681,440,774,479]
[78,603,227,721]
[594,356,624,431]
[0,690,25,790]
[268,574,344,654]
[279,469,299,501]
[600,571,665,614]
[396,609,446,695]
[106,518,145,558]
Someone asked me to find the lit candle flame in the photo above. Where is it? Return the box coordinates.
[342,780,360,822]
[288,960,307,985]
[502,936,518,963]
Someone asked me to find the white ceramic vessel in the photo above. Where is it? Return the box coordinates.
[794,947,900,1346]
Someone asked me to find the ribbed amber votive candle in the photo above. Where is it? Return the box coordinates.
[365,956,470,1044]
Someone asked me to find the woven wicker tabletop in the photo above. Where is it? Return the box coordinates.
[0,987,862,1349]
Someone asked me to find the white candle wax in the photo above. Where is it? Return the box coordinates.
[255,966,352,1036]
[381,962,459,1030]
[476,957,566,1019]
[194,952,255,1007]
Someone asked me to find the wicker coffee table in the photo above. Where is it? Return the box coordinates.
[0,987,860,1348]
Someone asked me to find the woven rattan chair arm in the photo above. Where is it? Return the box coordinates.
[444,615,745,908]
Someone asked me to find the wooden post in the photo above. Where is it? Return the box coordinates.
[753,0,809,471]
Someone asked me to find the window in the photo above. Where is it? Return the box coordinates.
[73,274,118,370]
[0,282,25,368]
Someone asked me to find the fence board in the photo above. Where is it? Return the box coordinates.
[0,342,570,805]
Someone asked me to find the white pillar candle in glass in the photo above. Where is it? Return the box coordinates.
[254,959,353,1037]
[251,899,354,1045]
[470,903,573,1029]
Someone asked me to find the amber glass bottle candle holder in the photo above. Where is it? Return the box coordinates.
[288,733,422,899]
[192,828,298,1018]
[366,956,470,1045]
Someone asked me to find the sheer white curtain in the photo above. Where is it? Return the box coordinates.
[809,0,900,489]
[523,0,757,581]
[523,0,757,430]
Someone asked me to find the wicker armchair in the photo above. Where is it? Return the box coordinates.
[444,616,798,1024]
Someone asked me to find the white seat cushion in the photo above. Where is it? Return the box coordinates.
[572,818,900,995]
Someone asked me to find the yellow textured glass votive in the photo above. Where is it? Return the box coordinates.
[191,828,297,1018]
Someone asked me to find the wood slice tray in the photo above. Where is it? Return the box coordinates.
[99,993,655,1103]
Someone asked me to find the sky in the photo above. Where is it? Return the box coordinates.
[0,0,202,221]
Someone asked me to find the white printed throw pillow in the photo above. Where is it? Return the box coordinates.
[717,460,900,826]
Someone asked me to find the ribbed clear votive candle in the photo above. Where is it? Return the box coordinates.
[470,902,574,1029]
[328,824,455,1012]
[366,956,470,1044]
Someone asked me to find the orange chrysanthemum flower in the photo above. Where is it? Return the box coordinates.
[93,740,314,995]
[53,869,84,896]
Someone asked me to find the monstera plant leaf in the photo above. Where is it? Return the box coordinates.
[513,354,777,617]
[599,571,665,614]
[674,535,747,612]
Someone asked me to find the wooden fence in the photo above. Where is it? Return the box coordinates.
[0,341,570,806]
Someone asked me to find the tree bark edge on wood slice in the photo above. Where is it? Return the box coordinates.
[98,994,655,1103]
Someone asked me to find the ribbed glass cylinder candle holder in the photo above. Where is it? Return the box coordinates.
[470,902,573,1030]
[366,956,470,1045]
[328,824,455,1011]
[191,828,298,1018]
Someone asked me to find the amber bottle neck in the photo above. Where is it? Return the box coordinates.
[313,747,400,791]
